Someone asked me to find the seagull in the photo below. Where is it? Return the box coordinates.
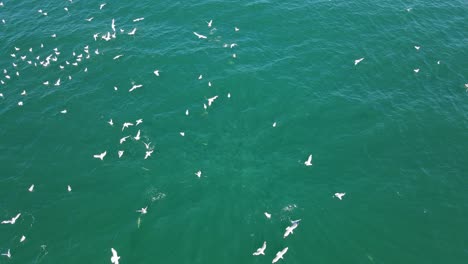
[334,193,346,200]
[207,95,218,106]
[136,119,143,126]
[28,184,34,192]
[180,132,185,137]
[207,19,213,27]
[264,212,271,219]
[1,213,21,224]
[93,151,107,160]
[93,33,99,41]
[284,220,300,238]
[110,248,120,264]
[64,7,68,12]
[113,54,123,60]
[85,17,94,21]
[21,90,27,96]
[185,109,189,116]
[100,3,106,10]
[153,70,159,76]
[208,81,212,87]
[227,93,231,98]
[118,150,124,158]
[437,60,440,65]
[136,206,147,214]
[198,74,203,80]
[54,78,61,86]
[108,119,114,126]
[144,150,153,159]
[143,142,152,150]
[67,185,72,192]
[414,68,420,73]
[230,43,237,48]
[133,17,144,22]
[304,154,312,166]
[253,241,267,256]
[60,109,67,114]
[134,130,141,141]
[18,101,23,106]
[129,84,142,92]
[354,58,364,66]
[272,122,277,127]
[128,28,137,35]
[111,19,115,32]
[20,236,26,242]
[195,170,202,178]
[193,32,207,39]
[43,81,49,85]
[1,249,10,258]
[203,103,207,110]
[272,247,288,263]
[414,46,420,50]
[120,136,130,144]
[122,122,134,131]
[235,27,240,31]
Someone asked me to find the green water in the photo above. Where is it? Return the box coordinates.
[0,0,467,263]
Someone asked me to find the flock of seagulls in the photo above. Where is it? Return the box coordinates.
[0,1,465,263]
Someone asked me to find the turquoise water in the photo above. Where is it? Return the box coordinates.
[1,0,467,263]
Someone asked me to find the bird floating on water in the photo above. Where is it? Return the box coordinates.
[180,132,185,137]
[304,154,312,166]
[264,212,271,219]
[414,46,420,50]
[20,236,26,242]
[253,241,266,256]
[272,122,277,127]
[67,185,72,192]
[414,68,420,73]
[153,70,159,76]
[28,184,34,192]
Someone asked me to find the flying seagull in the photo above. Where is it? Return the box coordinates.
[1,249,10,258]
[284,220,300,238]
[144,150,153,159]
[304,154,312,166]
[334,193,346,200]
[207,20,213,27]
[193,32,207,39]
[129,84,142,92]
[354,58,364,66]
[1,213,21,224]
[136,207,148,214]
[111,248,120,264]
[207,95,218,106]
[93,151,107,160]
[195,170,202,178]
[122,122,134,131]
[120,136,130,144]
[272,247,288,263]
[134,129,141,141]
[253,241,266,256]
[136,119,143,126]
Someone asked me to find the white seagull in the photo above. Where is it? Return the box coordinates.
[180,132,185,137]
[118,150,124,158]
[272,122,277,127]
[144,150,153,159]
[120,136,130,144]
[143,142,152,150]
[1,249,10,258]
[414,68,420,73]
[153,70,159,76]
[113,54,123,60]
[207,95,218,106]
[272,247,288,263]
[93,151,107,160]
[136,206,147,214]
[304,154,312,166]
[414,46,420,50]
[195,170,202,178]
[136,119,143,126]
[334,192,346,200]
[284,220,300,238]
[111,19,115,32]
[28,184,34,192]
[54,78,61,86]
[134,130,141,141]
[128,28,137,35]
[129,84,142,92]
[133,17,144,22]
[100,3,106,10]
[20,236,26,242]
[193,32,207,39]
[86,17,94,22]
[354,58,364,66]
[67,185,72,192]
[253,241,267,256]
[264,212,271,219]
[110,248,120,264]
[1,213,21,224]
[122,122,134,131]
[185,109,189,116]
[207,20,213,27]
[108,119,114,126]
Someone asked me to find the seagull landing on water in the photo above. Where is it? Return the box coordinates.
[1,249,10,258]
[93,151,107,160]
[193,32,207,39]
[253,241,266,256]
[304,154,312,166]
[1,213,21,224]
[272,247,288,263]
[334,193,346,200]
[110,248,120,264]
[136,207,147,214]
[264,212,271,219]
[354,58,364,66]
